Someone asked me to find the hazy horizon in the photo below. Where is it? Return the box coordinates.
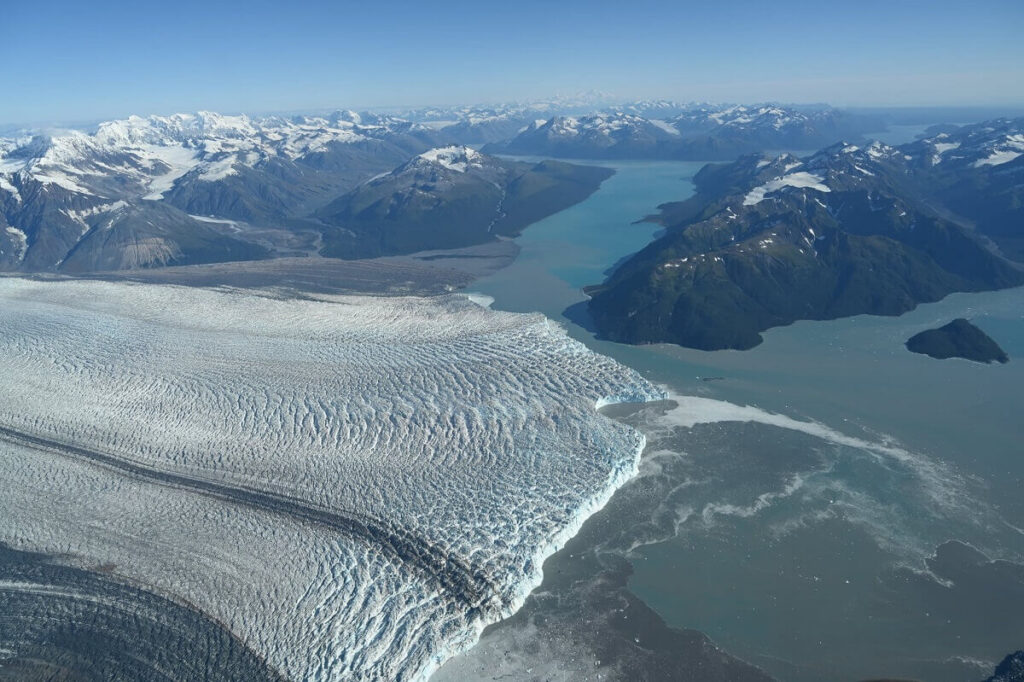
[3,0,1022,127]
[7,98,1024,134]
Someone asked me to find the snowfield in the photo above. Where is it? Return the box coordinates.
[415,145,483,173]
[0,111,399,201]
[0,278,662,681]
[743,171,831,206]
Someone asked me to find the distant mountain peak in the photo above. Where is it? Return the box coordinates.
[413,145,484,173]
[0,107,462,271]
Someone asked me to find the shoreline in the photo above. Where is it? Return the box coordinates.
[422,155,1024,681]
[0,240,520,299]
[430,391,779,682]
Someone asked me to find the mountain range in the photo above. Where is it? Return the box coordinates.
[317,146,612,258]
[483,105,885,160]
[586,118,1024,350]
[5,101,1007,284]
[0,113,608,272]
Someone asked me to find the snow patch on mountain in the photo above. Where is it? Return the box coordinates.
[196,156,239,182]
[0,111,420,203]
[28,169,95,195]
[4,227,27,261]
[141,146,202,200]
[974,149,1023,167]
[648,119,681,136]
[932,141,961,164]
[866,141,898,159]
[0,175,21,203]
[417,146,483,173]
[64,201,129,234]
[744,172,831,206]
[693,104,802,131]
[917,125,1024,169]
[971,134,1024,167]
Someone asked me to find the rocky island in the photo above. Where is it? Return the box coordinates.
[906,318,1009,363]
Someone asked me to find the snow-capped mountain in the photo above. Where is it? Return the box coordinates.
[394,93,652,145]
[483,112,689,159]
[608,99,699,118]
[397,106,542,144]
[316,146,613,258]
[4,101,1006,275]
[670,103,841,134]
[651,118,1024,234]
[403,145,489,174]
[0,111,449,203]
[485,104,885,160]
[903,118,1024,169]
[399,92,617,125]
[401,101,608,145]
[0,109,614,271]
[587,117,1024,350]
[379,99,886,155]
[0,111,456,271]
[900,118,1024,261]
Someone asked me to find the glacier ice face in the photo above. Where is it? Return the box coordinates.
[0,278,663,681]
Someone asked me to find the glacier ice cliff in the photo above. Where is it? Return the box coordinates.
[0,278,663,681]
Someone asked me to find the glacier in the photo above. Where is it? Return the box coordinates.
[0,278,663,681]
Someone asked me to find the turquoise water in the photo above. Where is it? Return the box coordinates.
[470,159,1024,681]
[868,123,932,146]
[471,158,700,317]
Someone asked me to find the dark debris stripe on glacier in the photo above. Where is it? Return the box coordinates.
[0,543,285,682]
[0,425,503,615]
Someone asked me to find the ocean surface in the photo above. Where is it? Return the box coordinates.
[441,151,1024,681]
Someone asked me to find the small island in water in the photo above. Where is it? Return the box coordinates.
[905,318,1009,364]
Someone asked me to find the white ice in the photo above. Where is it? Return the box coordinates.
[0,279,662,682]
[743,171,830,206]
[648,119,681,136]
[417,146,483,173]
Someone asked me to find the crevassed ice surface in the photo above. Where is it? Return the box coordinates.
[0,278,662,681]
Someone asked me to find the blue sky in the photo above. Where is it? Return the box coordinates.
[2,0,1022,125]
